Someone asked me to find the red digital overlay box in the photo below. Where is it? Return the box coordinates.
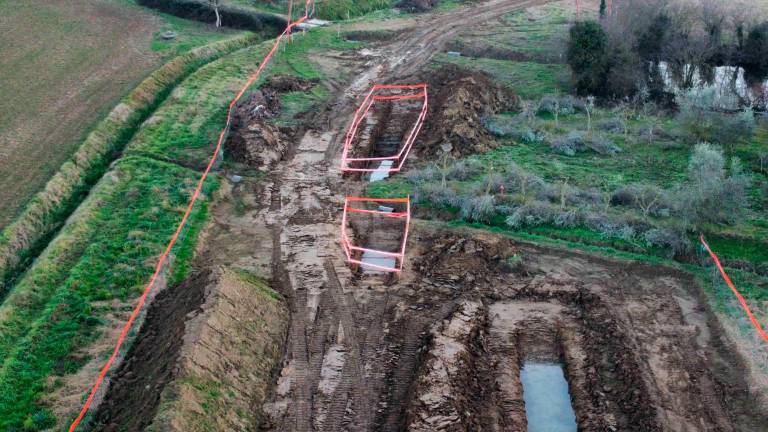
[341,197,411,273]
[340,84,428,174]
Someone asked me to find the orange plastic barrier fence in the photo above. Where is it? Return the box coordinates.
[340,84,428,173]
[341,197,411,273]
[67,2,315,430]
[700,235,768,343]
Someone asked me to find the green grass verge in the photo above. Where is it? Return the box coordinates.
[224,0,394,20]
[0,156,218,431]
[432,53,570,99]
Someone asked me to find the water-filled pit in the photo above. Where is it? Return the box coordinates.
[520,361,578,432]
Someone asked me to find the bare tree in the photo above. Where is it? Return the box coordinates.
[210,0,222,28]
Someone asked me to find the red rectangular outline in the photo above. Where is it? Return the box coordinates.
[340,84,428,173]
[340,197,411,273]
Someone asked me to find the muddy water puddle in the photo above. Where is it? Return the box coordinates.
[521,362,578,432]
[361,250,397,272]
[368,159,394,182]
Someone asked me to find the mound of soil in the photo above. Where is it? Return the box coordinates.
[414,231,518,284]
[226,75,317,170]
[417,64,520,157]
[396,0,440,12]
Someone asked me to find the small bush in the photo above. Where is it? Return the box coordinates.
[515,127,548,144]
[586,135,622,155]
[597,118,626,133]
[611,183,669,217]
[551,131,586,156]
[460,194,497,223]
[447,159,483,181]
[505,202,558,228]
[415,183,459,207]
[643,227,691,258]
[484,115,518,137]
[676,143,751,226]
[406,165,439,183]
[584,213,635,240]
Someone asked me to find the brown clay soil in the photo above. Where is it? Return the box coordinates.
[90,0,767,430]
[225,75,318,170]
[414,64,521,157]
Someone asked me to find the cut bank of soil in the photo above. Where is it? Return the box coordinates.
[226,75,317,170]
[90,271,211,431]
[90,268,289,431]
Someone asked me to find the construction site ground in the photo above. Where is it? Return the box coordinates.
[89,1,768,431]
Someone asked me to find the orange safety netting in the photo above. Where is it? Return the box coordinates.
[700,235,768,343]
[340,84,428,174]
[67,1,316,430]
[341,197,411,273]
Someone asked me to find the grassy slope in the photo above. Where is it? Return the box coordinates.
[0,23,353,429]
[0,156,216,430]
[128,28,358,164]
[0,0,239,229]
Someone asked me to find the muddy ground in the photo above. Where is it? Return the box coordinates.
[90,0,767,430]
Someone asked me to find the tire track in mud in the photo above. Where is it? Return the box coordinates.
[256,1,563,430]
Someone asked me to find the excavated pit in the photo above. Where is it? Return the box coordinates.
[261,224,768,432]
[343,88,424,181]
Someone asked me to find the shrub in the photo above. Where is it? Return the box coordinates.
[406,165,439,183]
[505,202,558,228]
[537,96,577,115]
[586,135,622,155]
[515,127,548,144]
[484,115,518,137]
[584,213,635,240]
[611,183,669,217]
[643,227,691,258]
[447,159,484,181]
[415,183,459,207]
[551,131,586,155]
[460,194,497,223]
[677,97,756,144]
[675,143,750,226]
[597,117,626,133]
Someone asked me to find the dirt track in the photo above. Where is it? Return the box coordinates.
[93,0,768,430]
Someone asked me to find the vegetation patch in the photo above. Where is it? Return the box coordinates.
[0,156,217,431]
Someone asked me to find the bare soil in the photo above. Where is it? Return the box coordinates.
[415,64,521,157]
[226,75,316,170]
[92,0,767,430]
